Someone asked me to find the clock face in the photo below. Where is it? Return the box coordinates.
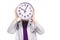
[16,2,34,20]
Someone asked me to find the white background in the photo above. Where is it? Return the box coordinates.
[0,0,60,40]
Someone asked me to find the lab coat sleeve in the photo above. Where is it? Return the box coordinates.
[35,23,44,34]
[7,22,17,34]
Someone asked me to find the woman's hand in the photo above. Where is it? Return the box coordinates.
[32,16,37,25]
[13,9,19,23]
[14,13,19,23]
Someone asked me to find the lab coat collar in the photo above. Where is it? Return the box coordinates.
[18,19,36,33]
[18,19,33,27]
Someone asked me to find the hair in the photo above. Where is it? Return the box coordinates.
[16,21,20,30]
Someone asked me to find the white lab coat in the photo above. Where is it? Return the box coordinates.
[7,20,44,40]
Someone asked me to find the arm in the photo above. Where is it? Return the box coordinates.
[32,16,44,34]
[35,23,44,34]
[7,18,18,34]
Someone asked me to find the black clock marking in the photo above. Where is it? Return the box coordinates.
[30,10,32,12]
[27,15,29,17]
[19,7,20,9]
[29,13,31,15]
[21,5,23,7]
[19,13,21,15]
[18,10,20,12]
[29,7,31,9]
[22,15,23,16]
[24,16,26,18]
[24,4,26,6]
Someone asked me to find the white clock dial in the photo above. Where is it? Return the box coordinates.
[16,2,34,19]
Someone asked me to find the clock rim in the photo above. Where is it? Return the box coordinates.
[15,2,35,19]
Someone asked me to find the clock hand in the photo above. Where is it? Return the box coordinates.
[20,7,25,11]
[24,5,28,13]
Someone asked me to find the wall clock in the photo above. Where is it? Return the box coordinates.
[16,2,34,20]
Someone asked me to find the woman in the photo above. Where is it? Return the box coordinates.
[7,2,44,40]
